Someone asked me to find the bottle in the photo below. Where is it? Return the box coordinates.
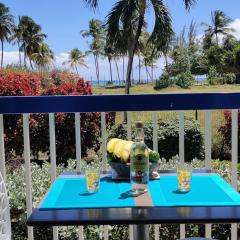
[130,121,149,195]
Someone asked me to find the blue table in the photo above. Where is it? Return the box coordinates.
[27,170,240,240]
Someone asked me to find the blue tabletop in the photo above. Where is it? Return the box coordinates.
[40,174,240,210]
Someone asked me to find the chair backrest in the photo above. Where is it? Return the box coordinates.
[0,172,11,240]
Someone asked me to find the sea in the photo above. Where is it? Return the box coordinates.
[89,75,207,86]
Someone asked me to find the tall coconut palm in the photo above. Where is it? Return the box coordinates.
[105,0,195,94]
[11,16,23,66]
[31,43,54,73]
[0,3,14,68]
[104,45,114,82]
[81,19,105,84]
[18,16,47,68]
[64,48,88,75]
[202,10,234,46]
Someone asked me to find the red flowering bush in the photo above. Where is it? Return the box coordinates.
[218,109,239,160]
[1,69,115,164]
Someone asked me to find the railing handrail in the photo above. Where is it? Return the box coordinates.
[0,92,240,114]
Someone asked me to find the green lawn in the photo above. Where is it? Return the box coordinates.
[93,83,240,146]
[93,83,240,95]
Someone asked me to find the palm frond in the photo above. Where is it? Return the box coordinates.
[149,0,173,53]
[105,0,128,48]
[83,0,98,8]
[182,0,196,10]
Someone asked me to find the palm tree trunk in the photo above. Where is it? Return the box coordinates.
[96,54,100,84]
[18,42,22,67]
[145,65,148,83]
[93,54,98,84]
[29,59,34,70]
[125,14,145,95]
[108,58,113,83]
[1,40,3,69]
[122,55,125,84]
[138,53,141,84]
[151,63,154,83]
[114,59,121,85]
[164,54,168,73]
[24,45,27,67]
[131,64,134,85]
[75,65,79,75]
[215,33,219,46]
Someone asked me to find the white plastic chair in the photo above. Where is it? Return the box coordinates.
[0,172,11,240]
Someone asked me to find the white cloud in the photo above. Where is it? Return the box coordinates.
[1,51,22,66]
[0,50,166,82]
[229,18,240,40]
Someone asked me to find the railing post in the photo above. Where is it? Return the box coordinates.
[49,113,58,240]
[75,113,82,172]
[23,114,34,240]
[101,112,108,240]
[153,111,159,240]
[178,111,185,239]
[231,109,238,240]
[127,112,132,140]
[75,113,84,240]
[205,110,212,238]
[0,114,6,181]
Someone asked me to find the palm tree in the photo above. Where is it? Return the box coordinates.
[81,19,105,84]
[202,10,234,46]
[11,16,23,66]
[105,0,195,94]
[31,43,54,73]
[18,16,47,68]
[64,48,88,75]
[104,45,113,82]
[0,3,14,68]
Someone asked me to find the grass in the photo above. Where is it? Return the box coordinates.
[93,83,239,148]
[93,83,240,95]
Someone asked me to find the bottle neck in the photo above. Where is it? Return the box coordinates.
[135,128,144,142]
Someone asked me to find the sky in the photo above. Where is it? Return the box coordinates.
[2,0,240,81]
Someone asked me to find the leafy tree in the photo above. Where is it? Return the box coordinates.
[202,10,234,46]
[0,3,14,68]
[31,43,54,73]
[81,19,105,84]
[64,48,88,75]
[168,22,201,76]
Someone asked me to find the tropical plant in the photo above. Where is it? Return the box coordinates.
[18,16,47,69]
[64,48,88,75]
[0,3,14,68]
[168,21,200,76]
[81,19,105,83]
[31,43,54,73]
[202,10,234,46]
[105,0,177,94]
[104,45,114,82]
[11,16,23,66]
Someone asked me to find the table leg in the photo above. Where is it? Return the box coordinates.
[133,224,149,240]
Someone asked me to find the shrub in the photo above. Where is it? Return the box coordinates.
[109,119,204,162]
[154,73,174,90]
[7,159,234,239]
[0,69,115,164]
[208,67,236,85]
[222,73,236,84]
[175,71,194,88]
[219,109,240,161]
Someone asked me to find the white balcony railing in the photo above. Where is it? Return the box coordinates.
[0,93,239,240]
